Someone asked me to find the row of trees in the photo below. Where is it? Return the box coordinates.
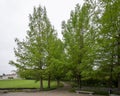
[62,0,120,89]
[9,0,120,90]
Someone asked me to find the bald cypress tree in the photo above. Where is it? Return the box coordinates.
[62,2,91,88]
[9,5,56,90]
[97,0,120,89]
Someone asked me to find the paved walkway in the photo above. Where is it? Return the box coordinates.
[0,82,103,96]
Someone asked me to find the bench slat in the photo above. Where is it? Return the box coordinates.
[76,90,94,95]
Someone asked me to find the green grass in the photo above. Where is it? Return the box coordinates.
[0,79,57,89]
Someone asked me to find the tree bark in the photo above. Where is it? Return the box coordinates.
[77,74,81,89]
[109,55,113,89]
[118,74,120,90]
[40,77,43,90]
[116,34,120,87]
[48,75,51,89]
[57,79,60,87]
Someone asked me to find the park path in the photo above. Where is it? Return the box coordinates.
[0,82,103,96]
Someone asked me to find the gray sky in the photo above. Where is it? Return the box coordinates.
[0,0,83,75]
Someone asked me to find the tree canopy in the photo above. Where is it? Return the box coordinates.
[9,0,120,91]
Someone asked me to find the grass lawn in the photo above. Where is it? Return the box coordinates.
[0,79,57,89]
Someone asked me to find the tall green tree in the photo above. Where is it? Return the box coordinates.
[62,2,91,88]
[79,0,101,80]
[81,0,120,90]
[97,0,120,89]
[9,5,56,90]
[48,39,66,87]
[44,31,58,88]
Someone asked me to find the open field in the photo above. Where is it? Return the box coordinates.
[0,79,56,89]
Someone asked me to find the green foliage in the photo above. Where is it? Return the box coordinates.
[47,39,67,81]
[92,0,120,80]
[62,2,92,87]
[9,5,58,90]
[9,0,120,90]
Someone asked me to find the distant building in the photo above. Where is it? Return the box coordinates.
[0,73,18,80]
[0,75,2,79]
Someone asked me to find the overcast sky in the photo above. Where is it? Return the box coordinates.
[0,0,83,75]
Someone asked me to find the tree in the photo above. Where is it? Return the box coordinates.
[62,2,91,88]
[97,0,120,89]
[44,30,57,88]
[47,39,66,87]
[82,0,120,89]
[80,0,120,90]
[9,5,56,90]
[78,0,101,80]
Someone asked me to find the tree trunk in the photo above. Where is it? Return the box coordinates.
[109,56,113,89]
[77,74,81,89]
[48,75,51,89]
[40,77,43,90]
[57,79,60,87]
[118,74,120,90]
[116,36,120,88]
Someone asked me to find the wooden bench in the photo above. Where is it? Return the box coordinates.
[76,90,94,95]
[109,94,120,96]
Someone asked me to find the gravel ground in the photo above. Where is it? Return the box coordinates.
[0,91,90,96]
